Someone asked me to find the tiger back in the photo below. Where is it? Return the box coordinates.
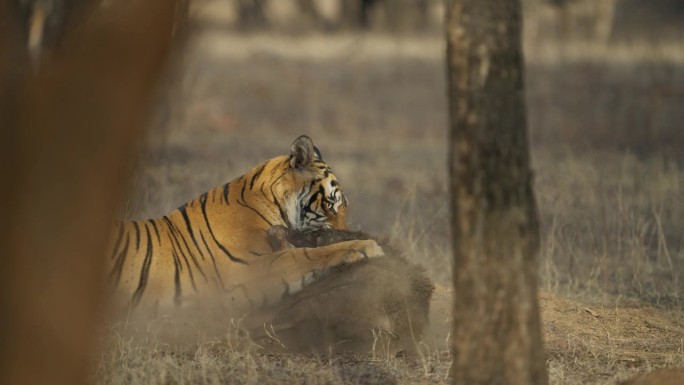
[108,135,383,313]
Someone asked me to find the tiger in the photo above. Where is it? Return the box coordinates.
[108,135,383,313]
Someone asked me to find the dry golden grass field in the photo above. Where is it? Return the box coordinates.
[95,5,684,384]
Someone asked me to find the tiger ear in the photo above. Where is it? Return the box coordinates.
[290,135,315,170]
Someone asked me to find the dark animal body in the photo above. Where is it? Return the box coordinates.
[253,227,435,353]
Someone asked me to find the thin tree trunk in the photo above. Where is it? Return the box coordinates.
[445,0,548,384]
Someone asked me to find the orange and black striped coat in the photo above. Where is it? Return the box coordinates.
[108,136,383,313]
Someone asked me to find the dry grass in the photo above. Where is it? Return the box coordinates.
[540,291,684,384]
[94,290,683,385]
[99,9,684,384]
[535,150,684,306]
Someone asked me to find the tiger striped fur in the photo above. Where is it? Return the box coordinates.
[108,136,383,313]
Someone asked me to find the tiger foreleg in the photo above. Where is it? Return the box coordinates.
[245,239,384,308]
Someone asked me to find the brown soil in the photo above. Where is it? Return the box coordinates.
[541,291,684,366]
[429,287,684,384]
[619,368,684,385]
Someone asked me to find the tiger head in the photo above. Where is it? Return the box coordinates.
[285,135,348,231]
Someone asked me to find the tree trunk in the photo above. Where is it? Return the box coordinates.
[0,2,179,385]
[445,1,548,384]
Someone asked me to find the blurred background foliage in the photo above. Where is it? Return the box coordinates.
[191,0,684,43]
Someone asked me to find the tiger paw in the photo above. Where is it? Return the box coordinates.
[358,239,384,259]
[345,239,383,262]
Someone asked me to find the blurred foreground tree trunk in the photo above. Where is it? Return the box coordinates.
[0,1,180,385]
[445,0,548,384]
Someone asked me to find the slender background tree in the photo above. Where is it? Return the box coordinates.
[445,0,549,384]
